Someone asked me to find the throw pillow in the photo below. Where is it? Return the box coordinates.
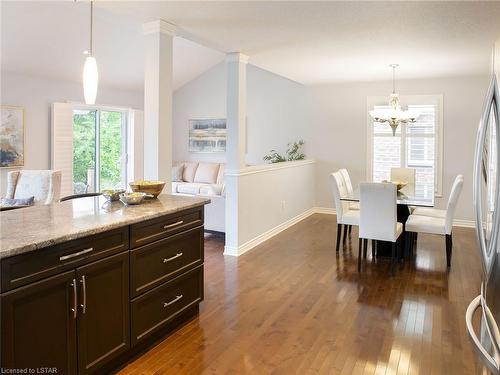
[172,165,184,182]
[1,196,35,207]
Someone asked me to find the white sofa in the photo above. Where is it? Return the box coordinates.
[172,162,225,233]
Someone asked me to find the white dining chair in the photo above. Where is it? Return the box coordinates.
[359,182,403,275]
[330,172,359,252]
[405,175,464,268]
[391,167,417,214]
[339,168,360,211]
[390,167,416,184]
[412,174,464,219]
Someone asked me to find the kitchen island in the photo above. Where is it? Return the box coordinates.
[0,194,210,374]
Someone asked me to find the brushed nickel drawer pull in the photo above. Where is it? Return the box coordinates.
[80,275,87,314]
[163,252,183,263]
[163,220,184,229]
[70,279,77,319]
[60,247,94,261]
[163,294,183,308]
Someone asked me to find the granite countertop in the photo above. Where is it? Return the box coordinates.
[0,194,210,260]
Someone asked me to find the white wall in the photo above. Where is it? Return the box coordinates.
[307,75,490,222]
[172,62,308,166]
[224,160,316,255]
[173,63,488,222]
[0,71,143,195]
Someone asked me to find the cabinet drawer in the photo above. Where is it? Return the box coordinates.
[1,227,129,292]
[130,226,204,297]
[130,265,203,346]
[130,207,203,248]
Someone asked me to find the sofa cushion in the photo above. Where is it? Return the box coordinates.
[182,162,199,182]
[172,165,184,182]
[199,184,223,196]
[176,183,205,195]
[1,196,35,207]
[194,163,220,184]
[216,164,225,185]
[171,181,180,193]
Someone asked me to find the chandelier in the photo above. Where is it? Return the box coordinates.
[369,64,419,136]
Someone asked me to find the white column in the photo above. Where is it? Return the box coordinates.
[224,53,248,255]
[226,52,249,170]
[143,20,175,188]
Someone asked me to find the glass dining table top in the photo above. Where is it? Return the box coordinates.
[340,182,435,207]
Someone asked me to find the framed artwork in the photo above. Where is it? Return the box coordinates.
[188,118,226,153]
[1,106,24,168]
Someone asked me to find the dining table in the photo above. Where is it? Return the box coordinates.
[340,181,435,259]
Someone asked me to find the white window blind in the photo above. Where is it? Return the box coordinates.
[51,102,74,198]
[367,95,443,197]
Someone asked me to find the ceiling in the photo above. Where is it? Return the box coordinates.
[1,1,225,91]
[3,1,500,91]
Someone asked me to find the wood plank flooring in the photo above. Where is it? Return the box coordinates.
[119,214,486,374]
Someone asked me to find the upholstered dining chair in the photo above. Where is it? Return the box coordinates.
[405,174,464,268]
[330,172,359,251]
[359,182,403,275]
[5,170,62,205]
[390,167,417,213]
[339,169,359,211]
[390,167,416,184]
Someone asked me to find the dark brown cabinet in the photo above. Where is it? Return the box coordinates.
[76,252,130,374]
[1,206,204,374]
[1,270,78,374]
[130,226,204,297]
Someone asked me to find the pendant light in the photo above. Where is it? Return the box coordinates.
[369,64,419,136]
[83,0,98,105]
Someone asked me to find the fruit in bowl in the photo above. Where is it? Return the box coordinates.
[129,180,165,198]
[101,189,126,201]
[119,192,147,205]
[382,180,408,190]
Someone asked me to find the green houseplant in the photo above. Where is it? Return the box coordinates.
[263,140,305,164]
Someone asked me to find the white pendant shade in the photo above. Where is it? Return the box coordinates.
[83,55,98,105]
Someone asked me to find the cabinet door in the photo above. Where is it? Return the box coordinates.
[1,270,78,374]
[76,251,130,374]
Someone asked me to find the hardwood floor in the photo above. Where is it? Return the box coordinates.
[119,214,485,375]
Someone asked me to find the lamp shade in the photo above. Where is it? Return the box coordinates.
[83,56,98,105]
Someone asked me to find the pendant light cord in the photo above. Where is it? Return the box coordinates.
[392,66,395,93]
[90,0,93,56]
[390,64,398,94]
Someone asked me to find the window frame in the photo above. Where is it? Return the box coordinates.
[366,94,444,197]
[72,104,129,192]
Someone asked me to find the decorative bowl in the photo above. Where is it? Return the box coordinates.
[392,180,408,190]
[382,180,408,190]
[119,192,147,205]
[129,180,165,198]
[101,189,126,201]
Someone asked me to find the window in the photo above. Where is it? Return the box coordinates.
[73,107,128,193]
[367,95,443,197]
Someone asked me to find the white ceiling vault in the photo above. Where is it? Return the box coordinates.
[2,1,500,91]
[1,1,225,91]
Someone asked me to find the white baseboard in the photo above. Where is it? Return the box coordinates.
[312,206,475,228]
[313,206,336,215]
[452,219,475,228]
[223,208,316,257]
[223,206,476,257]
